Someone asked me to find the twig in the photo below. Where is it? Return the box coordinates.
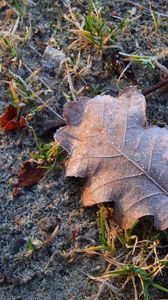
[44,248,58,270]
[42,225,59,247]
[0,31,22,39]
[79,269,123,299]
[22,61,53,92]
[28,43,43,57]
[117,61,133,82]
[43,226,60,270]
[132,276,138,300]
[95,263,112,300]
[11,16,20,34]
[65,61,77,101]
[38,160,63,185]
[27,0,36,6]
[152,59,168,75]
[142,76,168,96]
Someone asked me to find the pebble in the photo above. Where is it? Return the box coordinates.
[25,220,34,229]
[38,216,58,233]
[42,46,66,69]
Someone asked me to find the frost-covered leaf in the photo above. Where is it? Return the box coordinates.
[55,87,168,230]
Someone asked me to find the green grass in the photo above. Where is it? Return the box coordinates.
[1,37,17,58]
[119,52,156,68]
[26,237,35,254]
[31,140,64,166]
[99,206,108,248]
[150,5,165,32]
[65,0,130,50]
[14,0,27,16]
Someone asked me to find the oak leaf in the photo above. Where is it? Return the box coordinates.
[54,87,168,230]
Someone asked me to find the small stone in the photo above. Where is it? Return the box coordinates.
[0,274,5,285]
[44,269,53,277]
[38,216,58,233]
[25,221,34,229]
[1,224,10,234]
[42,46,66,69]
[31,239,42,249]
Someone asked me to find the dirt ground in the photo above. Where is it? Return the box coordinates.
[0,1,168,300]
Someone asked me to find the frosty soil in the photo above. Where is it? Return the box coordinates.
[0,0,168,299]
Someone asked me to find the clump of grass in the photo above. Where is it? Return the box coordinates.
[31,140,65,168]
[0,1,31,61]
[26,237,35,255]
[64,0,129,51]
[149,3,165,32]
[14,0,27,16]
[0,36,17,58]
[4,75,33,106]
[99,206,108,248]
[60,53,92,101]
[3,68,63,120]
[76,206,168,299]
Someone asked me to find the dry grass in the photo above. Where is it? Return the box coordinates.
[73,207,168,300]
[63,1,128,52]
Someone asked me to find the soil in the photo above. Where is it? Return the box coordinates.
[0,1,168,300]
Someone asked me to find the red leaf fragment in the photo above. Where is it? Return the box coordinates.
[14,215,22,226]
[0,104,27,131]
[12,187,21,199]
[71,230,78,242]
[18,161,47,187]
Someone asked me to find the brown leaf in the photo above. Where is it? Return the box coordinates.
[0,104,27,131]
[0,1,6,8]
[55,87,168,230]
[18,161,47,187]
